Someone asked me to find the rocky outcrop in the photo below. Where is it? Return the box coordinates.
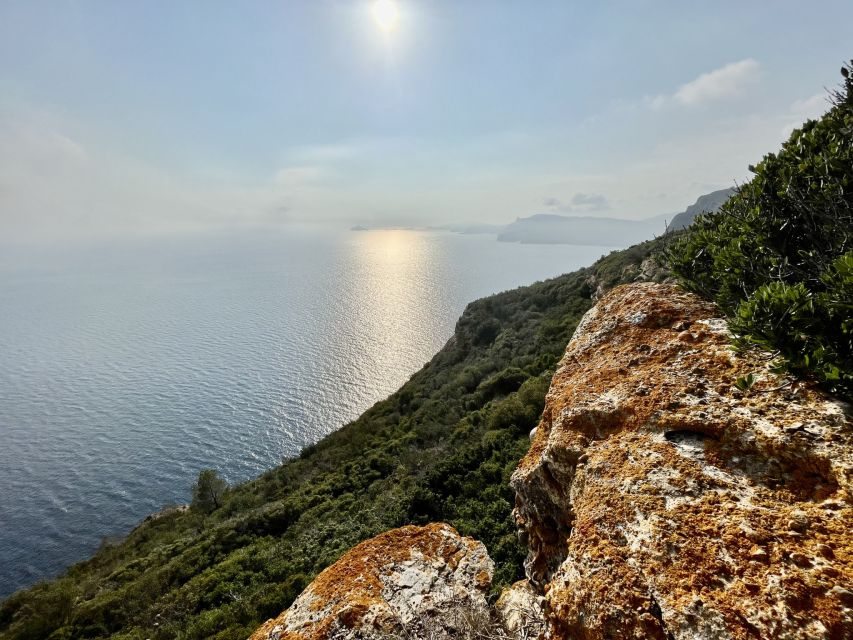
[250,283,851,640]
[584,254,671,303]
[495,579,545,639]
[512,282,853,639]
[249,523,493,640]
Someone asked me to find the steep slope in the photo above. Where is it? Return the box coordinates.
[248,282,851,640]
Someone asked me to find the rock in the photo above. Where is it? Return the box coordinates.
[829,586,853,607]
[584,274,606,302]
[787,509,810,532]
[817,544,836,560]
[249,523,494,640]
[790,551,813,568]
[495,579,545,639]
[748,545,769,563]
[637,255,671,283]
[511,283,853,640]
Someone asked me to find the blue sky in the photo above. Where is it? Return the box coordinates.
[1,0,851,243]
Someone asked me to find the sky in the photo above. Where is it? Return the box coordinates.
[1,0,851,245]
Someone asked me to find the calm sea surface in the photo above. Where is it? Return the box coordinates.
[0,229,614,597]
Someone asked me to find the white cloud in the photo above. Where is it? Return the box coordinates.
[790,93,828,114]
[781,92,830,138]
[645,59,761,109]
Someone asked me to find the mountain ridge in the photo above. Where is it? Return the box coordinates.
[665,187,735,231]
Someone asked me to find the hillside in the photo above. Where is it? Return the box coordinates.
[493,188,731,246]
[242,61,853,640]
[0,237,673,640]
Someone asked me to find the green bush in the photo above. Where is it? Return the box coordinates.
[191,470,229,514]
[0,580,76,640]
[477,367,529,400]
[667,60,853,399]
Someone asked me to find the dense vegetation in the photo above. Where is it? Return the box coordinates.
[667,62,853,399]
[0,237,670,640]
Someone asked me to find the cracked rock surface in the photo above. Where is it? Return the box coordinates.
[496,579,545,639]
[249,523,493,640]
[511,282,853,640]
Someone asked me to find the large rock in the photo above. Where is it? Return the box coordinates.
[249,523,493,640]
[512,282,853,639]
[495,579,545,639]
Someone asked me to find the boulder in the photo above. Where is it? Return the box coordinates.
[249,523,493,640]
[512,282,853,639]
[496,579,545,639]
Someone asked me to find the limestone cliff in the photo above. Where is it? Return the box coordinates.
[249,524,493,640]
[512,282,852,639]
[251,283,851,640]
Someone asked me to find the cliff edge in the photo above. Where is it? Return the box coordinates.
[512,282,852,639]
[251,283,852,640]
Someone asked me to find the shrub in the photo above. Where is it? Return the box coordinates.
[477,368,529,400]
[667,60,853,399]
[192,469,229,514]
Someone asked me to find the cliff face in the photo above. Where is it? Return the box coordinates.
[251,283,852,640]
[512,282,852,639]
[665,187,735,231]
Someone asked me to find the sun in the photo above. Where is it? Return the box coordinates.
[371,0,400,33]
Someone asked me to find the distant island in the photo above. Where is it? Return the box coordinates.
[350,188,733,246]
[495,213,666,246]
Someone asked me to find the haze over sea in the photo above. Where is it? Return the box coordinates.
[0,229,614,597]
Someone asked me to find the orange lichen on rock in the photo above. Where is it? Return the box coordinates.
[249,523,493,640]
[511,282,853,640]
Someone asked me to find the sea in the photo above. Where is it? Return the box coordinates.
[0,228,615,597]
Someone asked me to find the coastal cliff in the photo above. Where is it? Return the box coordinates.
[253,283,852,639]
[513,282,852,639]
[4,240,848,640]
[4,60,850,640]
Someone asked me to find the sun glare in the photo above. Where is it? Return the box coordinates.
[371,0,400,33]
